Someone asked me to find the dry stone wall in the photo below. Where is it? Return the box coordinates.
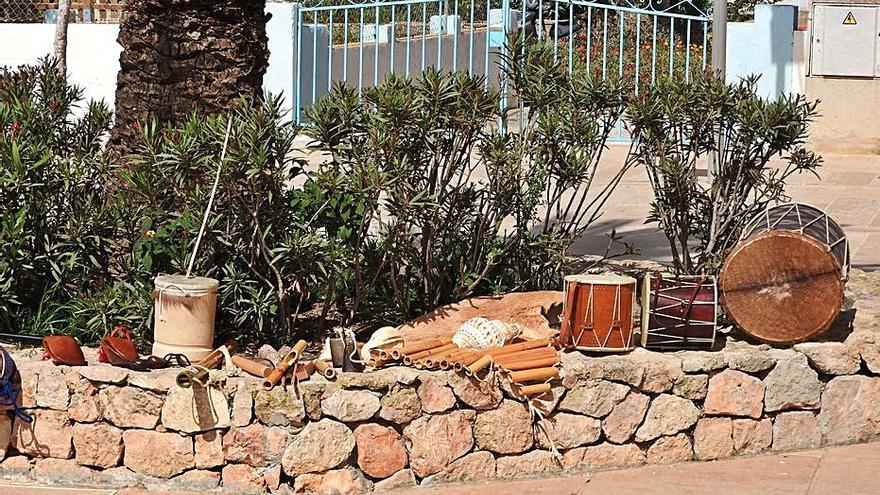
[1,270,878,494]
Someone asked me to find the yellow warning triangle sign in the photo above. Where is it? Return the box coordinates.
[843,12,857,25]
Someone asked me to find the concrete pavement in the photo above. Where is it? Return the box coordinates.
[2,441,879,494]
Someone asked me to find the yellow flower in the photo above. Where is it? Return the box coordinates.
[145,230,156,239]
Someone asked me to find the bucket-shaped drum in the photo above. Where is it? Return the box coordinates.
[559,274,637,352]
[640,273,718,350]
[153,274,219,361]
[720,203,849,344]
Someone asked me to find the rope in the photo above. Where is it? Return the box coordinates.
[186,116,234,278]
[155,281,217,320]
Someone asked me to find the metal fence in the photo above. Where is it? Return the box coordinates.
[292,0,712,135]
[0,0,123,23]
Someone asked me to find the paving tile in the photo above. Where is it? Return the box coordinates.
[807,442,880,495]
[0,485,113,495]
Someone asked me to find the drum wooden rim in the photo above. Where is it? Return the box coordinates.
[720,230,844,345]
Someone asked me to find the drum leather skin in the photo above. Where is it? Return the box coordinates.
[560,274,636,352]
[42,335,87,366]
[641,274,718,350]
[720,203,848,345]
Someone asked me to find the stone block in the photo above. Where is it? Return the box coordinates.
[12,409,73,459]
[282,419,355,476]
[403,411,474,478]
[68,379,102,423]
[773,411,821,451]
[693,417,734,460]
[122,429,194,478]
[254,386,306,427]
[704,369,764,418]
[562,443,645,471]
[72,422,123,468]
[379,387,421,424]
[496,450,561,479]
[763,359,822,412]
[559,379,629,418]
[536,412,601,450]
[794,342,860,375]
[448,372,503,410]
[647,433,692,464]
[374,469,417,490]
[417,373,456,414]
[817,376,880,445]
[420,451,495,485]
[99,386,163,429]
[161,384,231,433]
[321,389,381,422]
[602,392,650,444]
[732,418,772,455]
[354,423,408,479]
[33,458,96,486]
[474,400,533,454]
[293,468,372,495]
[194,430,224,469]
[224,423,289,467]
[35,367,70,410]
[222,463,267,495]
[634,394,700,442]
[672,374,709,400]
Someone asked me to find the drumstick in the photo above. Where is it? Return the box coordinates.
[231,356,272,378]
[262,340,308,390]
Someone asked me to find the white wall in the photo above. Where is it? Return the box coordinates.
[0,23,121,107]
[0,2,296,113]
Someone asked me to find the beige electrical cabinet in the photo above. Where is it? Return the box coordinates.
[810,4,880,77]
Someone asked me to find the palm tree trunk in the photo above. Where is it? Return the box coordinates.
[109,0,270,154]
[53,0,70,76]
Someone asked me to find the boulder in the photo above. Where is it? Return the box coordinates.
[417,373,456,414]
[293,469,373,495]
[72,423,124,469]
[161,384,231,433]
[724,348,775,373]
[12,409,73,459]
[681,352,726,373]
[122,430,194,478]
[732,418,772,455]
[99,386,163,429]
[628,349,682,393]
[68,379,102,423]
[194,431,224,469]
[561,352,644,388]
[254,387,306,427]
[374,469,417,491]
[35,367,71,410]
[496,450,561,478]
[794,342,860,375]
[562,443,645,471]
[223,424,288,467]
[221,464,266,495]
[379,387,422,424]
[672,374,709,400]
[448,372,503,410]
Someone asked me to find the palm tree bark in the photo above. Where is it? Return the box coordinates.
[109,0,269,154]
[53,0,70,76]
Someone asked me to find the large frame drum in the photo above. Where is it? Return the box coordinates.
[640,273,718,350]
[720,203,849,345]
[560,274,637,352]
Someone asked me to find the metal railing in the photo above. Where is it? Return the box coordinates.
[0,0,124,23]
[290,0,712,130]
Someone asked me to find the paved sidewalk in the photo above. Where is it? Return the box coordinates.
[2,441,878,495]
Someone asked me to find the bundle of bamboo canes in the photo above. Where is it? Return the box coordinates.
[375,336,560,397]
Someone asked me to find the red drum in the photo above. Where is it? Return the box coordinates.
[721,203,849,344]
[640,273,718,350]
[559,274,637,352]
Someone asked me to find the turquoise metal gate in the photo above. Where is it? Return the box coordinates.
[292,0,712,130]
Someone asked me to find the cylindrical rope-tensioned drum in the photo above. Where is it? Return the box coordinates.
[153,274,219,361]
[559,274,637,352]
[720,203,849,345]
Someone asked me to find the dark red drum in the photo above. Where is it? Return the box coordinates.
[720,203,849,344]
[639,273,718,350]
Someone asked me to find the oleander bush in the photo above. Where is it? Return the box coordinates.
[626,74,822,274]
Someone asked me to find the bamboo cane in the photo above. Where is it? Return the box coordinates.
[483,338,551,357]
[195,340,238,368]
[232,356,273,378]
[406,343,458,362]
[466,354,494,375]
[455,352,484,366]
[262,340,308,390]
[493,347,558,364]
[391,336,453,360]
[508,367,559,383]
[497,356,560,371]
[312,359,337,380]
[518,383,552,396]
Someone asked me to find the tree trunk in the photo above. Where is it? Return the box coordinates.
[53,0,70,76]
[109,0,270,154]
